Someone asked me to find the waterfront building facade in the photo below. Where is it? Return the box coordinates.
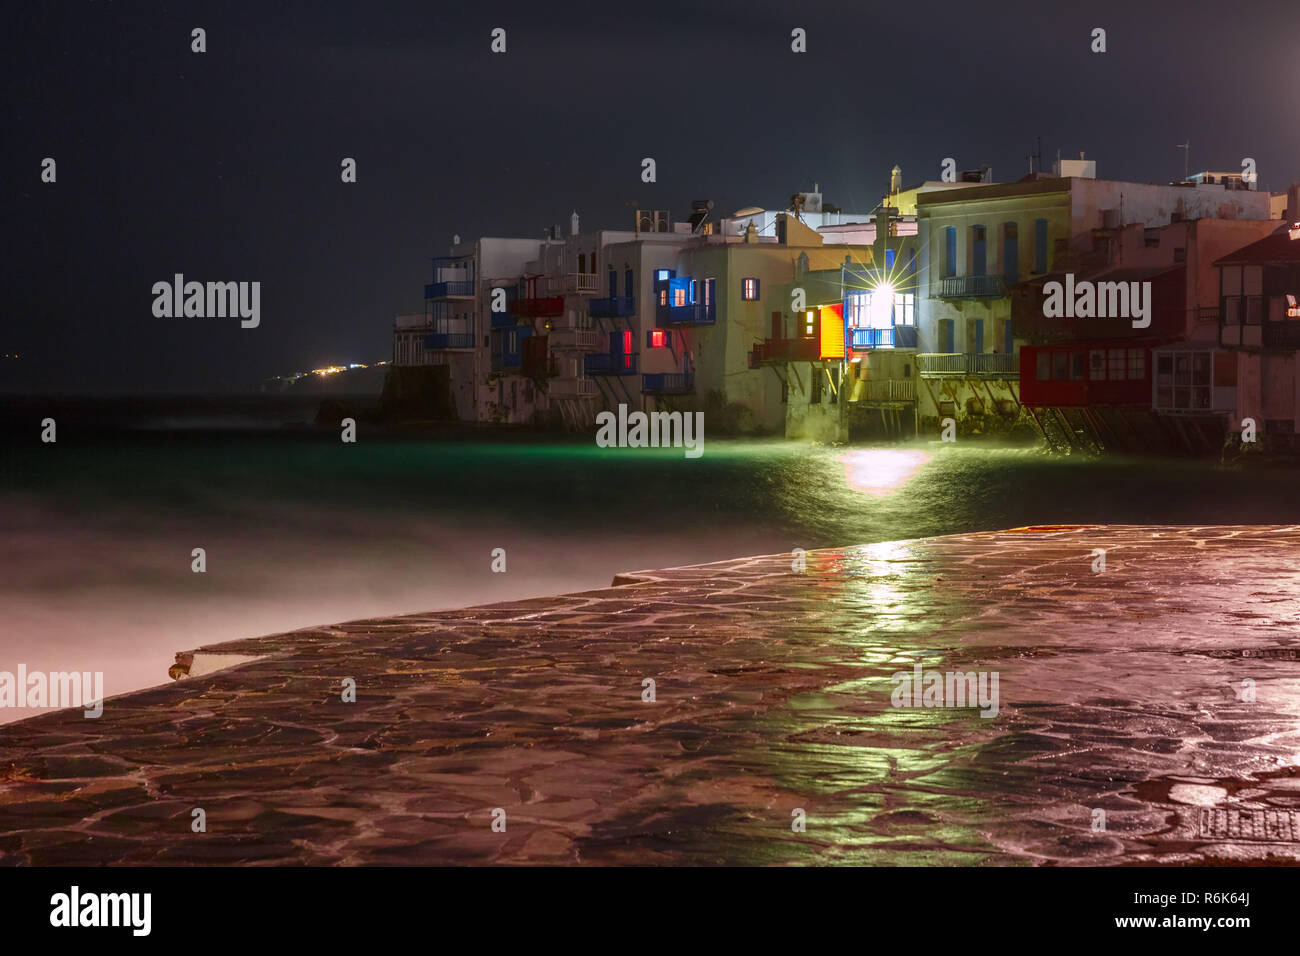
[1215,189,1300,447]
[918,164,1275,441]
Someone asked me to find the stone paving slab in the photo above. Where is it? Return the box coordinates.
[3,525,1300,865]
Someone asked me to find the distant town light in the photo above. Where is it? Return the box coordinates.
[1289,221,1300,240]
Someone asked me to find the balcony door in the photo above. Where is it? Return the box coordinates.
[973,319,984,354]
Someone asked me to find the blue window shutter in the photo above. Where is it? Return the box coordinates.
[1035,219,1048,273]
[944,228,957,278]
[625,269,634,298]
[608,270,617,297]
[755,278,760,300]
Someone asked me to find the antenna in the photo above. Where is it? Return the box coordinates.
[1177,140,1190,181]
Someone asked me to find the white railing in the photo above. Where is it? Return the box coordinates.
[916,353,1019,376]
[549,328,603,351]
[535,273,599,296]
[860,379,917,402]
[394,313,430,330]
[550,376,599,398]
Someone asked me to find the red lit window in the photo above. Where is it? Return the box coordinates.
[649,330,668,348]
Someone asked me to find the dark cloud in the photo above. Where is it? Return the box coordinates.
[3,0,1298,392]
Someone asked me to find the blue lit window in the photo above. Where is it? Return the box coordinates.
[656,269,671,281]
[885,249,896,270]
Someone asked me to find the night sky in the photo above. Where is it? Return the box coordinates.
[3,0,1297,393]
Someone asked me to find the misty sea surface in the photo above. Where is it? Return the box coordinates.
[5,395,1300,723]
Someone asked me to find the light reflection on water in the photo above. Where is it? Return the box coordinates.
[837,448,931,496]
[8,430,1300,718]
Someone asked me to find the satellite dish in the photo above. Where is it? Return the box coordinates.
[733,206,765,217]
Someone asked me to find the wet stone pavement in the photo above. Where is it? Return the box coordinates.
[3,525,1300,866]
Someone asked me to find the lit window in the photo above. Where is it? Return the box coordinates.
[742,278,760,301]
[656,269,670,281]
[804,310,816,337]
[893,293,915,326]
[847,292,868,326]
[648,330,668,348]
[673,288,686,307]
[659,289,668,307]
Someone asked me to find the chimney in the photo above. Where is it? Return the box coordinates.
[1288,183,1300,221]
[570,211,580,236]
[874,205,895,275]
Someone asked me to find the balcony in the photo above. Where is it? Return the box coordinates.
[549,376,599,399]
[938,275,1007,299]
[559,273,600,295]
[424,332,475,350]
[749,338,821,367]
[490,311,518,328]
[642,372,695,395]
[525,274,599,297]
[848,326,918,350]
[857,379,917,402]
[916,352,1019,377]
[515,296,564,318]
[590,296,637,318]
[549,328,603,351]
[1262,323,1300,349]
[657,302,717,327]
[424,280,476,299]
[394,313,430,331]
[585,352,638,375]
